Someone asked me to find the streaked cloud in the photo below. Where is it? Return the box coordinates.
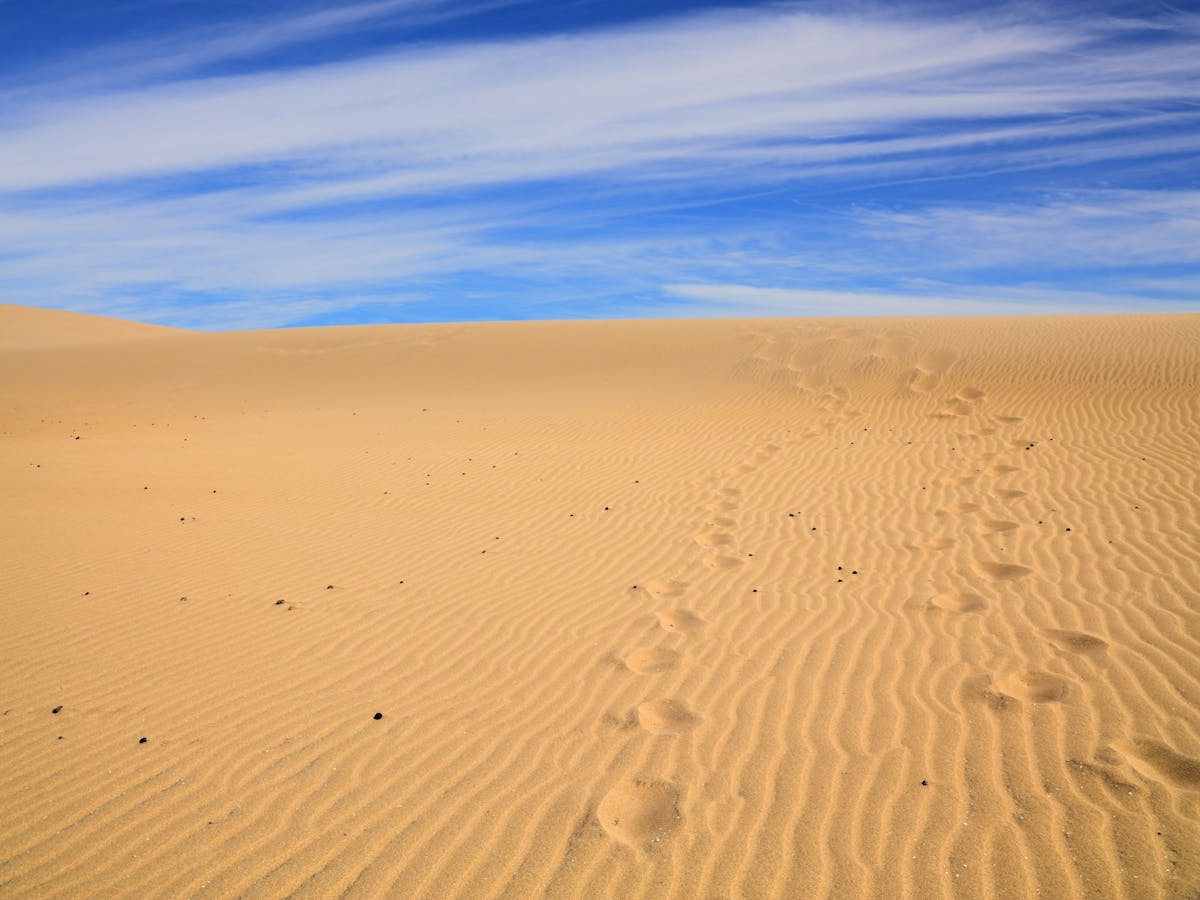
[1,1,1197,327]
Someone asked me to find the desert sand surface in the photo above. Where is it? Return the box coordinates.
[2,303,1199,899]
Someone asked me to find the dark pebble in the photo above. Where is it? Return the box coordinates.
[138,737,147,744]
[373,712,383,720]
[326,584,334,590]
[52,705,63,714]
[921,779,928,786]
[275,599,285,605]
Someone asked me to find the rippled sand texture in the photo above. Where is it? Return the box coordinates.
[2,306,1199,898]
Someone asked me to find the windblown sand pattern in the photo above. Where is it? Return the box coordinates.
[2,306,1199,897]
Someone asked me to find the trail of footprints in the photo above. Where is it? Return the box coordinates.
[914,357,1199,800]
[597,452,769,850]
[593,326,1195,860]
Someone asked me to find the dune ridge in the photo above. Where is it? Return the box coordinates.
[1,305,1199,898]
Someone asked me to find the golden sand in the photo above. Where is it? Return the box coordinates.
[2,305,1198,897]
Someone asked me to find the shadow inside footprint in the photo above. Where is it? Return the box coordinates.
[1115,738,1200,789]
[705,555,745,570]
[637,699,698,735]
[931,593,985,613]
[982,519,1019,533]
[976,560,1032,581]
[655,609,705,634]
[645,580,688,600]
[625,647,679,674]
[997,670,1070,703]
[1039,628,1108,654]
[597,780,682,850]
[694,531,733,547]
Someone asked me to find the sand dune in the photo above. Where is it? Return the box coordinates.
[2,303,1199,898]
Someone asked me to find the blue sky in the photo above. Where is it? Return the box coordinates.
[2,0,1198,329]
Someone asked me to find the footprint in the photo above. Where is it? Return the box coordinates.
[996,416,1024,425]
[597,780,682,850]
[645,580,688,601]
[911,537,957,551]
[870,332,916,360]
[907,370,940,393]
[918,348,959,374]
[962,673,1014,712]
[1115,738,1200,789]
[1039,628,1108,655]
[625,648,679,674]
[656,609,705,635]
[637,699,698,735]
[931,592,985,613]
[705,555,745,570]
[694,532,733,548]
[958,386,986,401]
[937,501,980,516]
[987,464,1019,475]
[705,517,736,528]
[996,671,1070,703]
[982,519,1019,533]
[941,397,973,417]
[995,489,1027,501]
[976,560,1032,581]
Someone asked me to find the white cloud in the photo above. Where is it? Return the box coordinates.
[858,190,1200,270]
[2,7,1194,195]
[1,4,1197,327]
[659,282,1188,318]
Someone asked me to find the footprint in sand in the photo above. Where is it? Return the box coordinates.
[625,647,679,674]
[996,416,1024,425]
[870,331,916,360]
[597,780,682,850]
[637,699,698,735]
[958,386,986,401]
[906,348,959,393]
[931,592,985,613]
[704,555,745,570]
[694,531,734,548]
[940,397,974,417]
[996,670,1071,703]
[962,673,1015,712]
[655,609,705,635]
[1115,738,1200,789]
[644,580,688,601]
[704,516,736,528]
[982,519,1019,534]
[975,560,1032,581]
[995,488,1027,502]
[1039,628,1108,655]
[937,501,980,516]
[987,464,1020,475]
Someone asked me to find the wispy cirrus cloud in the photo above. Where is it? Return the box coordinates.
[1,1,1198,327]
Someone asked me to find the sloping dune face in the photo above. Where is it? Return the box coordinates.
[1,306,1199,898]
